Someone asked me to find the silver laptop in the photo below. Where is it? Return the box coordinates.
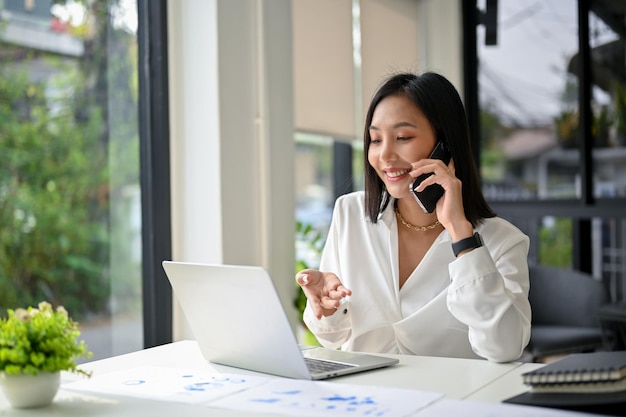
[162,261,398,380]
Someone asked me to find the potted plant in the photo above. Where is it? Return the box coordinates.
[0,301,92,408]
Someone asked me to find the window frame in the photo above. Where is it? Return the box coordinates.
[137,0,173,348]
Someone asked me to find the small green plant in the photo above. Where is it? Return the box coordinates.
[0,302,92,376]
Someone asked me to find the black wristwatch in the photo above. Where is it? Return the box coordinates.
[451,232,483,257]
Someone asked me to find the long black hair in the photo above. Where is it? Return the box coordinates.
[363,72,495,226]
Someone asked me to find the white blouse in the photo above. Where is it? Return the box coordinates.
[303,191,531,362]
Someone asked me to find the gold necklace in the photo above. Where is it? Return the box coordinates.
[395,207,441,232]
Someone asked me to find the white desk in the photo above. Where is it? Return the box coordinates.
[0,340,538,416]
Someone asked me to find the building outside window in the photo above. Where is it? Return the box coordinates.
[476,0,626,302]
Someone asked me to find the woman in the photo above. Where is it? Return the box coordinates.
[296,72,531,362]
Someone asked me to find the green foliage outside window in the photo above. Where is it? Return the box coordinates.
[294,221,324,346]
[1,0,141,320]
[0,60,109,318]
[539,218,573,268]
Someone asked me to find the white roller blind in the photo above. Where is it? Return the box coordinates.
[292,0,460,140]
[360,0,420,119]
[292,0,355,140]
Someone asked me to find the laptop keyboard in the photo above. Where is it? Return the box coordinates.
[304,357,356,374]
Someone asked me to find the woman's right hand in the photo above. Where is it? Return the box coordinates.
[296,269,352,319]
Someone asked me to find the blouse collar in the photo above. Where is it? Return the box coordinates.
[377,197,397,230]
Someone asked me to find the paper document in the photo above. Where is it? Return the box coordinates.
[64,366,444,417]
[63,366,269,404]
[211,378,443,417]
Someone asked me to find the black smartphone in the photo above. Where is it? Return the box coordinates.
[410,141,452,213]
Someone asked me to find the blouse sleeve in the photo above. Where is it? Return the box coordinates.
[446,227,531,362]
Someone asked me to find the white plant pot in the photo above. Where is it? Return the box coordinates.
[0,371,61,409]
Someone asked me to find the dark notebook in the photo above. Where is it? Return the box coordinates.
[503,351,626,416]
[504,391,626,416]
[521,351,626,393]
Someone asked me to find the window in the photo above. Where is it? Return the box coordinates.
[478,0,580,201]
[294,133,363,270]
[0,0,151,360]
[468,0,626,301]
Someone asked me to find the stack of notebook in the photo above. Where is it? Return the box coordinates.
[522,351,626,393]
[504,351,626,416]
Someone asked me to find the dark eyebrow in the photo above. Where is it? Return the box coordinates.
[368,121,417,131]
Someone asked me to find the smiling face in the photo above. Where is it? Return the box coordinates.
[367,94,437,200]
